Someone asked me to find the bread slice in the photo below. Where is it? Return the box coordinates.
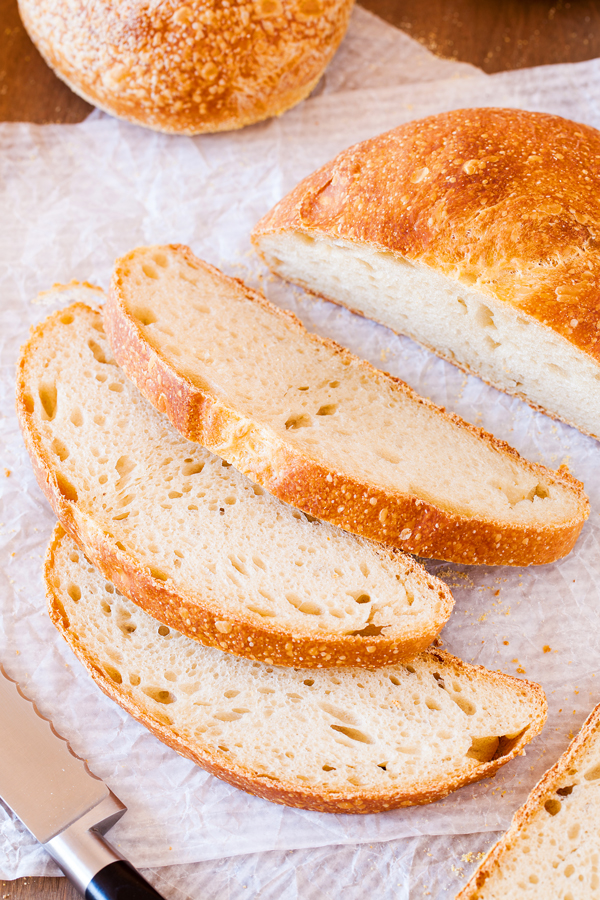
[16,293,454,669]
[46,525,547,814]
[456,704,600,899]
[252,108,600,441]
[105,244,588,567]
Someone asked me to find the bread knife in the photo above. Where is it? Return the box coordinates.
[0,663,166,899]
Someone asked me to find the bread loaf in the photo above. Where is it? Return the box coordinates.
[16,290,454,668]
[456,703,600,899]
[252,108,600,440]
[47,525,547,814]
[18,0,354,134]
[105,244,588,567]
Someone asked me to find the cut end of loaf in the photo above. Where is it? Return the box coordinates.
[46,526,547,814]
[107,244,588,566]
[252,107,600,442]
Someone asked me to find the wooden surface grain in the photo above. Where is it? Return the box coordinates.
[2,0,600,124]
[1,879,78,900]
[362,0,600,72]
[2,0,599,896]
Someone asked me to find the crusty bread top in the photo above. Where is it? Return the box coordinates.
[47,526,547,815]
[18,0,354,134]
[253,108,600,364]
[456,702,600,899]
[105,244,589,567]
[16,293,454,669]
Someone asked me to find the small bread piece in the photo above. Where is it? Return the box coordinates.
[16,294,454,669]
[47,526,547,814]
[18,0,354,135]
[253,108,600,440]
[105,244,588,567]
[456,704,600,899]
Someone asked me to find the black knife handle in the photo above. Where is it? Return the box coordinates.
[85,860,166,900]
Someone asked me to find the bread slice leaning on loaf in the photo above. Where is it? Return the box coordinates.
[252,108,600,441]
[105,244,588,567]
[16,290,454,669]
[456,703,600,899]
[47,526,547,814]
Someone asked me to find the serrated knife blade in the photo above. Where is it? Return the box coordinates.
[0,664,166,899]
[0,665,108,844]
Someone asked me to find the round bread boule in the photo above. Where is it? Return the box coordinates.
[18,0,354,134]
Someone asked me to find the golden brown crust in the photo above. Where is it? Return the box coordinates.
[16,302,453,669]
[456,703,600,899]
[18,0,354,135]
[253,107,600,364]
[106,244,589,567]
[45,526,547,814]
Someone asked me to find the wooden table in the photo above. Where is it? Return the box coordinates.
[2,0,599,896]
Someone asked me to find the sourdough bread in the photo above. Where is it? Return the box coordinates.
[105,244,588,567]
[47,525,547,814]
[16,291,453,668]
[456,703,600,899]
[252,108,600,441]
[18,0,354,135]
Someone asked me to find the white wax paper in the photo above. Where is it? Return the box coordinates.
[2,7,600,896]
[140,830,501,900]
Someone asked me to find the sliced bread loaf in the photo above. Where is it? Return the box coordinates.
[105,244,588,567]
[252,108,600,441]
[456,703,600,898]
[16,292,453,668]
[47,525,547,814]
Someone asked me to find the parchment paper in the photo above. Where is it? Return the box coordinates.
[2,7,600,895]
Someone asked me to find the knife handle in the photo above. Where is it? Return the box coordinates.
[85,860,165,900]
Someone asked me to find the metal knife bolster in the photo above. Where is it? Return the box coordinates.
[44,791,126,894]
